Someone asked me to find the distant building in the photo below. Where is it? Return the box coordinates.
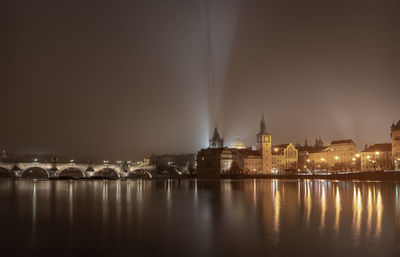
[197,116,271,176]
[392,121,400,169]
[361,143,393,171]
[256,115,272,174]
[308,139,357,171]
[196,148,233,176]
[149,153,196,174]
[231,148,262,175]
[272,143,298,173]
[296,139,327,172]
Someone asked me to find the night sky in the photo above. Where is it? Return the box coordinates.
[1,0,399,161]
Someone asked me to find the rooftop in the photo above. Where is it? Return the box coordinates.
[362,143,392,153]
[272,144,289,155]
[331,139,355,145]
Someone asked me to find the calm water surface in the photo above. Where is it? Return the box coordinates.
[0,179,399,257]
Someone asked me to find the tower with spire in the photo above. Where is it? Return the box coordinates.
[256,114,272,174]
[209,127,224,148]
[391,121,400,169]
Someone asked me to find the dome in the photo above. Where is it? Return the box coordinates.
[231,137,246,149]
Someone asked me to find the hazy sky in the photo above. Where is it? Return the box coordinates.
[1,0,399,160]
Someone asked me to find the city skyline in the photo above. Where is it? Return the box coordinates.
[1,0,399,161]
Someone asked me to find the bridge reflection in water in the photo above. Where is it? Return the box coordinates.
[0,179,399,257]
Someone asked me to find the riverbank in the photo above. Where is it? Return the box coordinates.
[3,171,400,181]
[215,171,400,181]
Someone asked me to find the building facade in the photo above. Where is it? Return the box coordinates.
[308,139,357,171]
[231,149,262,175]
[296,139,328,172]
[257,115,272,174]
[197,116,271,176]
[196,148,233,176]
[272,143,298,173]
[392,121,400,169]
[361,143,392,171]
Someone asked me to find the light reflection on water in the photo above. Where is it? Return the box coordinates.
[0,179,399,257]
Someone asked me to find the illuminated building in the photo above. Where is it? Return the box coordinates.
[361,143,392,171]
[197,117,268,176]
[230,137,262,174]
[231,148,262,175]
[392,121,400,170]
[297,139,327,172]
[272,143,298,173]
[308,139,357,171]
[256,115,272,174]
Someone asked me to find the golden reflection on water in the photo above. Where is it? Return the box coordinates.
[253,179,257,207]
[320,184,326,233]
[4,179,400,255]
[376,190,382,238]
[354,188,363,245]
[273,188,280,237]
[305,181,311,227]
[292,181,386,245]
[367,188,372,236]
[333,186,340,236]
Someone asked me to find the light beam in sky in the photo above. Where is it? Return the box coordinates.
[203,0,241,137]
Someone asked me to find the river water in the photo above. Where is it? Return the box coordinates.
[0,179,399,257]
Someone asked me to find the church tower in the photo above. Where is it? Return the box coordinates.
[256,115,272,174]
[391,121,400,170]
[209,127,224,148]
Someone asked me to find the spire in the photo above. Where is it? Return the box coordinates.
[258,114,267,135]
[209,127,223,148]
[212,127,220,141]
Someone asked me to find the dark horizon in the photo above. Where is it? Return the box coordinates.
[1,0,399,161]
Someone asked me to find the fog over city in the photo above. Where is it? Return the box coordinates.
[1,0,399,160]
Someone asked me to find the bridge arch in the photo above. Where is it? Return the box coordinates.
[93,168,119,179]
[0,167,12,178]
[129,169,152,178]
[21,167,49,179]
[59,167,85,179]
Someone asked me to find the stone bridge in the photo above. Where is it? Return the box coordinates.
[0,161,155,179]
